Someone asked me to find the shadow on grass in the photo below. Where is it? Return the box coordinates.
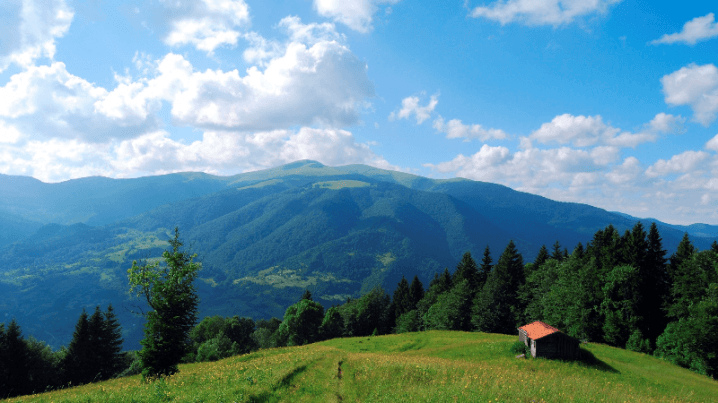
[574,347,620,373]
[247,364,310,403]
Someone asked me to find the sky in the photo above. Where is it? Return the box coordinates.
[0,0,717,225]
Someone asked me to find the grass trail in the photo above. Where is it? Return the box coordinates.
[4,331,717,402]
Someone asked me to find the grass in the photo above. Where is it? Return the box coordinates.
[4,331,717,402]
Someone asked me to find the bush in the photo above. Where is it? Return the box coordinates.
[510,341,528,356]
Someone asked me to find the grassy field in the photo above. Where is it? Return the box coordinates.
[4,331,717,402]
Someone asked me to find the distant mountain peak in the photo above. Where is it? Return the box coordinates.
[280,160,325,170]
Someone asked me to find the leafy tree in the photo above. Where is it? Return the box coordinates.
[395,310,421,333]
[319,307,345,340]
[668,250,718,319]
[601,265,641,347]
[655,283,718,378]
[277,299,325,346]
[225,316,257,354]
[424,279,473,331]
[252,318,282,349]
[340,287,392,336]
[128,227,201,379]
[453,251,479,291]
[472,240,524,334]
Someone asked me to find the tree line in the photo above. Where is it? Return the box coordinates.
[3,222,717,398]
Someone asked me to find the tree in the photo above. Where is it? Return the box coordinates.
[453,251,479,291]
[478,245,493,287]
[301,289,313,301]
[641,223,669,344]
[319,307,345,340]
[408,275,424,310]
[128,227,201,379]
[551,240,564,262]
[277,299,325,346]
[392,276,412,319]
[0,319,30,397]
[534,245,549,269]
[601,265,641,347]
[62,309,93,385]
[472,240,525,334]
[424,279,473,331]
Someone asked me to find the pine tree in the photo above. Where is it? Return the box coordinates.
[0,319,30,397]
[453,251,480,291]
[551,240,563,262]
[300,289,313,301]
[392,276,412,319]
[711,240,718,254]
[534,245,549,268]
[478,245,493,287]
[472,240,525,334]
[408,275,424,310]
[572,242,585,260]
[101,305,124,378]
[642,222,669,344]
[128,227,200,379]
[669,233,695,280]
[63,310,92,385]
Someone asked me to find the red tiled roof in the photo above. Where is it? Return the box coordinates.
[519,321,561,340]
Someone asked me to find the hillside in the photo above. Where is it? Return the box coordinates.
[3,331,717,402]
[0,160,715,350]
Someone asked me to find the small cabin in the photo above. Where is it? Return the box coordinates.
[518,321,580,359]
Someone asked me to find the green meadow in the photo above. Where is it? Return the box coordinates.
[4,330,717,403]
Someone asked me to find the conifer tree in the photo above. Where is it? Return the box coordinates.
[453,251,479,290]
[478,245,493,287]
[0,319,29,397]
[408,275,424,310]
[128,227,200,379]
[551,240,563,261]
[472,240,524,334]
[572,242,585,260]
[642,222,669,343]
[711,240,718,254]
[534,245,549,269]
[100,305,124,378]
[669,233,696,281]
[392,276,412,319]
[300,289,313,301]
[63,310,92,385]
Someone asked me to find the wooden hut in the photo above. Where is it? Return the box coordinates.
[518,321,580,359]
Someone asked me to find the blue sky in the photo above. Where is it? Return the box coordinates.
[1,0,718,225]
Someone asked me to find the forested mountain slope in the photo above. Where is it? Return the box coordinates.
[0,160,714,349]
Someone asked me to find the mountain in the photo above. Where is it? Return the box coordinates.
[0,160,714,350]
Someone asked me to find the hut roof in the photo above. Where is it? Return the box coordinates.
[519,321,561,340]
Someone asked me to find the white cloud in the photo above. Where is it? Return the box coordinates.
[432,116,508,141]
[0,126,392,182]
[647,112,685,134]
[389,93,438,124]
[530,114,618,147]
[0,120,23,144]
[469,0,622,27]
[528,113,682,149]
[661,63,718,126]
[651,13,718,46]
[314,0,399,33]
[606,156,641,184]
[0,62,160,143]
[0,0,73,72]
[645,150,709,177]
[706,134,718,152]
[162,0,250,54]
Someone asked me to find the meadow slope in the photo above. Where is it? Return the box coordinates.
[4,331,717,403]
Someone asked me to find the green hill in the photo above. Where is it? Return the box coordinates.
[1,160,716,350]
[4,331,717,402]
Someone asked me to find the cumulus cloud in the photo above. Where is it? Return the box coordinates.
[527,113,683,149]
[389,93,438,124]
[661,63,718,126]
[0,0,73,72]
[651,13,718,46]
[162,0,250,54]
[314,0,399,33]
[469,0,622,27]
[432,116,508,141]
[0,127,393,182]
[0,62,160,143]
[706,134,718,152]
[645,150,710,177]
